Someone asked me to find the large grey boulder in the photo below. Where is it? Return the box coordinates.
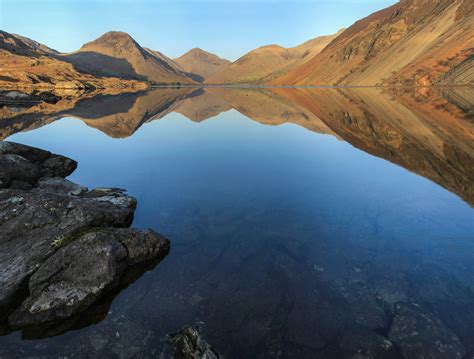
[0,141,77,188]
[0,141,170,334]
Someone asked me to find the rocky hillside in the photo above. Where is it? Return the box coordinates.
[174,48,230,82]
[272,0,474,86]
[205,30,342,85]
[63,31,194,85]
[0,31,145,90]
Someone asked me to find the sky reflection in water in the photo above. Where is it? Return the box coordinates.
[1,87,473,358]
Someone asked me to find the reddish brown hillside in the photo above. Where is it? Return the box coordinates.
[271,0,474,86]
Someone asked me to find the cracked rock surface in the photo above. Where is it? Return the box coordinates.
[0,141,170,333]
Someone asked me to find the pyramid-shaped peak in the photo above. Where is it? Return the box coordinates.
[81,31,140,51]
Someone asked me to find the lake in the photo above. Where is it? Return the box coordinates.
[0,87,473,358]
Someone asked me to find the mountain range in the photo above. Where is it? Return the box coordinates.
[0,0,472,88]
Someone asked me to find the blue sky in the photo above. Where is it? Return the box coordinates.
[1,0,396,61]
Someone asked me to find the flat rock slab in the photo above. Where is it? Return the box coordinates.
[0,141,169,334]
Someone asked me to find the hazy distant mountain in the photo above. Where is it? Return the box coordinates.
[271,0,474,86]
[205,30,342,85]
[63,31,194,85]
[174,48,231,82]
[0,31,144,89]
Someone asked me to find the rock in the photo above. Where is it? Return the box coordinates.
[0,141,170,334]
[0,154,39,186]
[0,141,76,188]
[113,228,170,265]
[0,187,137,317]
[36,177,87,196]
[333,281,390,331]
[313,264,324,272]
[4,91,30,99]
[170,326,223,359]
[340,329,397,359]
[41,155,77,178]
[9,180,33,190]
[9,228,169,328]
[389,302,466,359]
[9,231,128,328]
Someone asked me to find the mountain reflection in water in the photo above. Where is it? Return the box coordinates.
[2,86,473,205]
[0,87,473,358]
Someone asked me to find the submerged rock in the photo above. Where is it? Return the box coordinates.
[170,326,223,359]
[389,302,466,359]
[0,141,170,334]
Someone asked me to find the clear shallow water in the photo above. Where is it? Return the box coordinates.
[0,87,473,358]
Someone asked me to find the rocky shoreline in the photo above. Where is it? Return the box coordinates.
[0,141,170,335]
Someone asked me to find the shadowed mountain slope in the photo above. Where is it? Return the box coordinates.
[0,31,145,90]
[63,31,194,85]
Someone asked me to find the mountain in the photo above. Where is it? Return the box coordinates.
[174,48,231,82]
[144,48,185,75]
[0,31,145,90]
[205,31,342,85]
[63,31,194,85]
[272,0,474,86]
[0,30,57,56]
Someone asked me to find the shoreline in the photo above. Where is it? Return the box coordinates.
[1,83,473,91]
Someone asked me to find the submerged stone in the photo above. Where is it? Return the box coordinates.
[389,302,466,359]
[170,326,223,359]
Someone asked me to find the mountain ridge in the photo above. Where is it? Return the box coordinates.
[0,30,146,90]
[1,0,472,89]
[270,0,474,86]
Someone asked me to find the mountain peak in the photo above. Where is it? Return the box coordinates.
[68,31,194,84]
[81,31,140,52]
[179,48,228,62]
[187,47,206,54]
[174,48,230,81]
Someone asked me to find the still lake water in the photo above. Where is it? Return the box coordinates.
[0,87,473,358]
